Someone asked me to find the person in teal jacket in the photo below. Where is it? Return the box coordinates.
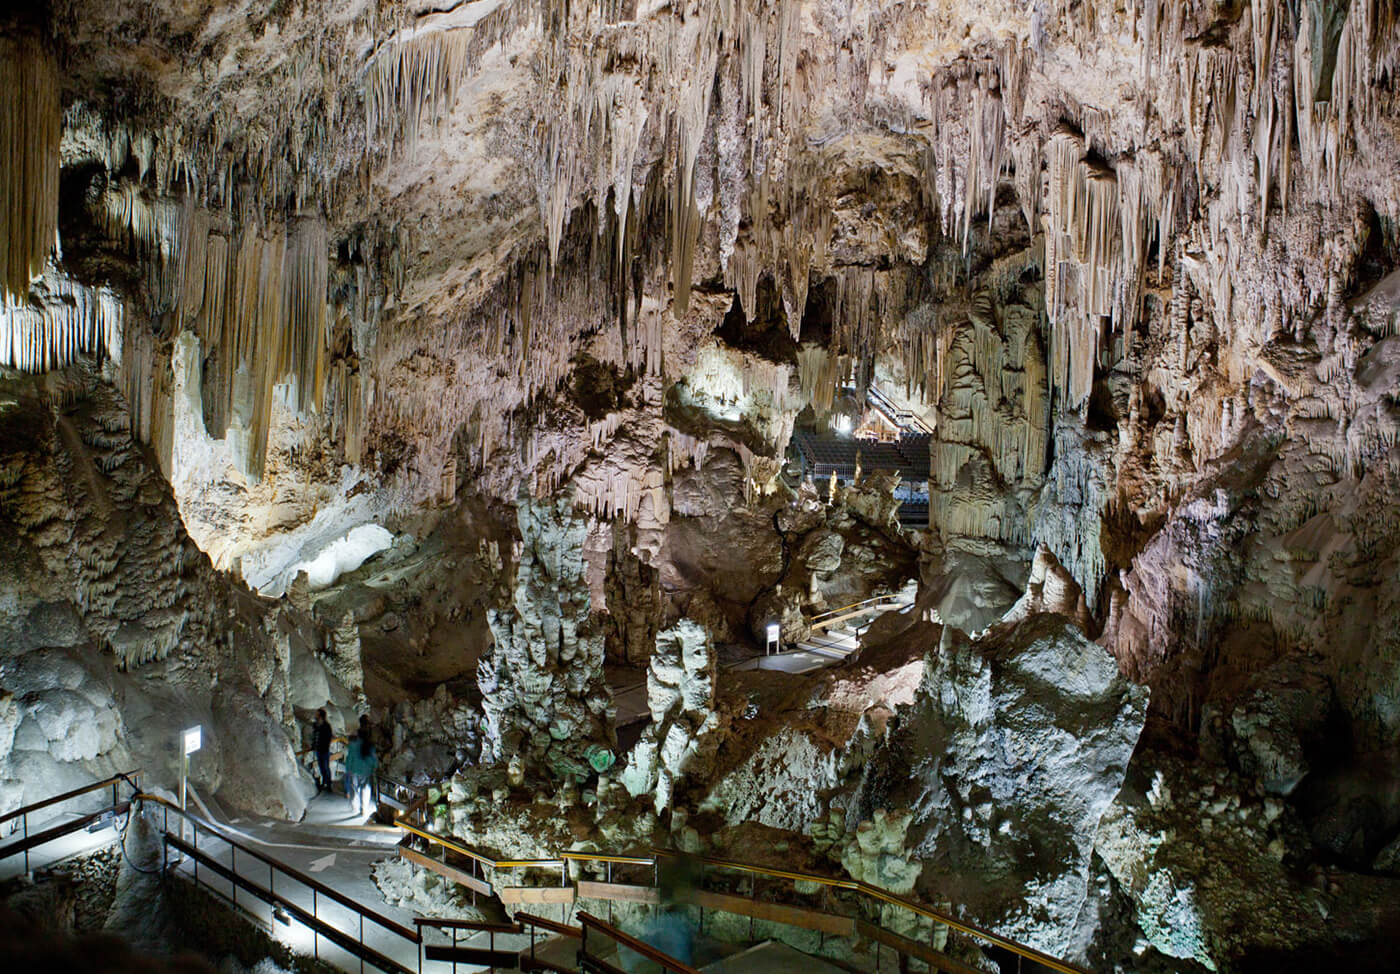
[343,724,379,816]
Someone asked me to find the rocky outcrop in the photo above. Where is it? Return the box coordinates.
[1092,754,1400,971]
[856,616,1148,958]
[621,619,719,812]
[479,494,614,779]
[0,371,352,819]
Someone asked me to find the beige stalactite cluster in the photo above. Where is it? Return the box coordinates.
[0,33,59,303]
[94,184,332,480]
[0,1,1396,541]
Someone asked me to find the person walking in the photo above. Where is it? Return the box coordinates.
[344,719,379,817]
[312,709,335,794]
[358,715,380,806]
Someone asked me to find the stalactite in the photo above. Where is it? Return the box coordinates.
[1042,131,1124,409]
[121,324,174,475]
[0,33,60,302]
[0,265,124,373]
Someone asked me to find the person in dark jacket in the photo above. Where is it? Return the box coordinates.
[313,709,334,794]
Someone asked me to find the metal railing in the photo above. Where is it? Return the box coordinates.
[808,591,913,632]
[5,765,1093,974]
[415,916,522,970]
[578,911,699,974]
[395,797,1091,974]
[677,850,1086,974]
[0,771,140,875]
[143,792,419,974]
[866,384,935,435]
[516,911,582,972]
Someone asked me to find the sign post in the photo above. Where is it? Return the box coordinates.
[181,725,201,841]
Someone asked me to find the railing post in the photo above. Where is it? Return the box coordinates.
[313,888,319,961]
[359,912,364,974]
[22,813,28,875]
[231,843,237,908]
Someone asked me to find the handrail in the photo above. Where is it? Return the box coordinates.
[397,819,565,871]
[515,911,583,938]
[0,771,141,826]
[165,831,414,974]
[414,916,522,933]
[672,851,1090,974]
[394,812,1088,973]
[137,792,420,944]
[809,592,910,628]
[396,782,1083,973]
[578,911,702,974]
[558,851,654,866]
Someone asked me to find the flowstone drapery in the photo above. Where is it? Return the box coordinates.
[478,493,615,779]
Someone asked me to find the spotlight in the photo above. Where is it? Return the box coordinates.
[272,905,291,926]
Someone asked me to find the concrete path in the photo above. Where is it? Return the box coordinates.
[618,599,914,722]
[163,787,541,973]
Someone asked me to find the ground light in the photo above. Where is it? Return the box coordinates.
[766,622,780,655]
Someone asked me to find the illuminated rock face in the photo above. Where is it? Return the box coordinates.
[0,376,356,820]
[621,618,718,812]
[857,616,1149,957]
[1,0,1400,967]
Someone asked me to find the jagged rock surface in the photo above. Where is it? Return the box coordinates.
[479,494,615,779]
[0,371,352,818]
[855,616,1149,959]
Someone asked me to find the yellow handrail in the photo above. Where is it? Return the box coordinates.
[396,820,564,871]
[808,592,911,631]
[679,851,1090,974]
[393,812,1089,974]
[559,851,655,865]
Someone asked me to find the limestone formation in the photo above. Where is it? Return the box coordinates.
[621,619,719,812]
[2,0,1400,968]
[479,493,614,779]
[858,617,1149,958]
[0,374,354,818]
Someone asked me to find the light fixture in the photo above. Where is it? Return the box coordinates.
[272,905,291,926]
[180,725,202,843]
[766,622,780,655]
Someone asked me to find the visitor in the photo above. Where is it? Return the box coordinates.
[344,718,379,817]
[358,715,381,806]
[312,708,334,794]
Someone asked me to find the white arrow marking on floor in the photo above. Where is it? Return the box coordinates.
[309,853,337,873]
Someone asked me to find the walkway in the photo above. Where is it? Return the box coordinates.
[155,787,564,973]
[616,593,915,723]
[3,763,1089,974]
